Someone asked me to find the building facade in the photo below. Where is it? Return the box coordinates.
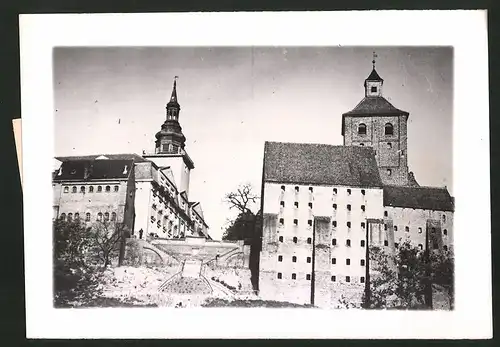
[259,62,454,308]
[53,78,210,240]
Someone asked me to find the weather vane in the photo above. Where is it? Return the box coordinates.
[372,51,378,69]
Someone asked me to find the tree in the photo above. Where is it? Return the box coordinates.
[430,249,455,309]
[88,220,128,267]
[53,218,93,267]
[223,183,259,214]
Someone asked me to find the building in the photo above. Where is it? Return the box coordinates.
[259,60,454,308]
[53,78,210,240]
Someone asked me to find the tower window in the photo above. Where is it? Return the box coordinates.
[431,228,436,233]
[361,240,365,247]
[293,237,298,243]
[442,215,446,223]
[277,273,282,279]
[384,224,388,231]
[292,273,296,280]
[384,211,388,217]
[358,123,367,135]
[293,219,298,225]
[361,259,365,266]
[307,237,312,244]
[385,123,394,136]
[278,255,283,262]
[346,276,351,283]
[104,212,109,221]
[332,238,337,246]
[332,220,337,227]
[360,143,365,146]
[387,169,392,176]
[395,242,399,248]
[294,201,299,208]
[332,258,336,264]
[405,226,409,232]
[371,86,377,93]
[346,258,351,265]
[292,256,297,263]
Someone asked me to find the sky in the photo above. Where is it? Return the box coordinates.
[53,46,453,240]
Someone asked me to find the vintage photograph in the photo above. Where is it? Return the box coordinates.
[51,46,455,310]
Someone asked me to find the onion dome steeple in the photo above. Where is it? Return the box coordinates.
[155,76,187,154]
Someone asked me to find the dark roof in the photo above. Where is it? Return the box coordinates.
[263,142,383,188]
[366,68,383,82]
[53,159,134,181]
[55,153,148,163]
[383,185,454,212]
[343,96,409,116]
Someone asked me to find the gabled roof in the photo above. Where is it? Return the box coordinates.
[343,96,409,116]
[192,202,205,220]
[383,185,454,212]
[55,153,148,163]
[263,141,383,188]
[365,68,383,82]
[53,159,134,181]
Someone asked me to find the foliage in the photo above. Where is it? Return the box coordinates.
[202,298,316,308]
[222,210,259,241]
[366,241,454,310]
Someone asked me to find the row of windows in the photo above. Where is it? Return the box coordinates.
[280,186,366,196]
[389,224,449,236]
[331,258,366,266]
[278,236,313,244]
[63,185,119,194]
[280,202,366,212]
[59,212,116,222]
[357,123,394,136]
[278,236,366,248]
[278,255,312,263]
[384,211,448,223]
[393,242,448,251]
[276,273,365,283]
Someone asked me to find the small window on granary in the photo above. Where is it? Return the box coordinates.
[72,186,77,193]
[418,227,422,233]
[332,258,336,264]
[104,212,109,221]
[361,259,365,266]
[385,123,394,136]
[418,244,423,250]
[361,205,366,212]
[278,255,283,262]
[331,275,336,282]
[74,213,79,220]
[360,276,365,283]
[361,189,366,195]
[281,185,285,191]
[360,143,364,146]
[293,237,298,243]
[442,214,446,223]
[347,204,351,211]
[307,237,312,244]
[358,123,367,135]
[346,258,351,265]
[294,201,299,208]
[307,257,311,263]
[292,256,297,263]
[308,202,313,209]
[384,240,389,246]
[114,186,119,192]
[277,273,282,279]
[97,212,103,221]
[361,222,365,229]
[443,229,448,236]
[405,226,410,232]
[347,189,351,195]
[384,211,388,217]
[333,188,337,195]
[360,240,365,247]
[384,224,388,231]
[346,239,351,247]
[307,220,312,226]
[309,187,313,192]
[279,218,284,225]
[332,220,337,227]
[395,243,399,248]
[67,213,73,221]
[279,236,283,242]
[333,204,337,210]
[295,186,299,192]
[394,226,398,231]
[293,219,298,226]
[89,186,94,193]
[332,239,337,246]
[292,273,296,280]
[444,245,448,251]
[306,274,311,281]
[346,276,351,283]
[280,201,285,207]
[85,213,91,221]
[347,222,351,228]
[60,213,66,221]
[111,212,116,221]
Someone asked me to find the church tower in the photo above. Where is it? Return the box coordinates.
[143,77,194,196]
[341,54,412,186]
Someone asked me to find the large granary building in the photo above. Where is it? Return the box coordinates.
[259,62,455,308]
[52,78,210,240]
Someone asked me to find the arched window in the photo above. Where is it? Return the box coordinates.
[97,186,102,193]
[104,212,110,221]
[85,213,91,221]
[80,186,85,193]
[72,186,77,193]
[111,212,117,221]
[97,212,103,221]
[358,123,367,135]
[384,123,394,136]
[67,213,73,221]
[74,213,80,220]
[64,186,69,193]
[60,213,66,221]
[89,186,94,193]
[114,185,119,192]
[105,186,111,192]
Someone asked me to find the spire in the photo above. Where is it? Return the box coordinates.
[168,76,179,106]
[364,53,384,97]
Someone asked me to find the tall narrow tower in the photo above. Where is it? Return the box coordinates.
[144,77,194,196]
[341,54,411,186]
